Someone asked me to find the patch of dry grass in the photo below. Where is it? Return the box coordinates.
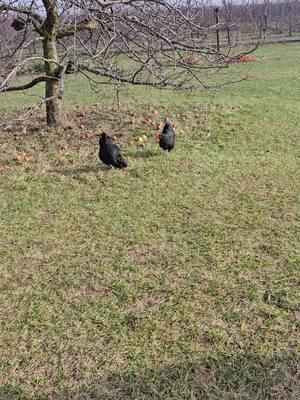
[0,44,299,399]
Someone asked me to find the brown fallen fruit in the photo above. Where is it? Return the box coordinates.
[80,133,90,140]
[15,153,29,165]
[18,125,27,133]
[0,165,9,172]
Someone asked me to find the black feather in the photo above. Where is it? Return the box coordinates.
[159,122,175,152]
[99,133,127,169]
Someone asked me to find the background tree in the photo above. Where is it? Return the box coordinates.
[221,0,232,45]
[286,0,297,36]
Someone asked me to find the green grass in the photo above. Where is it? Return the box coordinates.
[0,44,299,399]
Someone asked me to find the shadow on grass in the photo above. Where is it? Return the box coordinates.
[0,351,298,399]
[50,165,108,175]
[126,148,160,159]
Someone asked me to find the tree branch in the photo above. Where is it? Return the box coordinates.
[1,76,57,92]
[56,20,98,39]
[0,4,43,24]
[77,63,187,90]
[0,56,62,92]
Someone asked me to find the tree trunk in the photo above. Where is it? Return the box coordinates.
[226,27,230,45]
[214,8,220,52]
[43,37,61,126]
[42,0,61,126]
[288,16,292,37]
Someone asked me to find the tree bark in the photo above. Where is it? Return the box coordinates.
[43,38,61,126]
[42,0,61,126]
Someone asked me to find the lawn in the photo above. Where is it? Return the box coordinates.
[0,44,299,399]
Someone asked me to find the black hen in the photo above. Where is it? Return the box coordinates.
[159,122,175,152]
[99,133,127,169]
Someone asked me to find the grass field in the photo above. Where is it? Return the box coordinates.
[0,44,299,399]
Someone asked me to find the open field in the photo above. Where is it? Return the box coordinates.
[0,44,299,399]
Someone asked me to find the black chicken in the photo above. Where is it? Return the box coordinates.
[99,133,127,169]
[159,122,175,152]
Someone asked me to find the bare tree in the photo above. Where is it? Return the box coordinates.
[221,0,232,45]
[286,0,297,36]
[0,0,258,127]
